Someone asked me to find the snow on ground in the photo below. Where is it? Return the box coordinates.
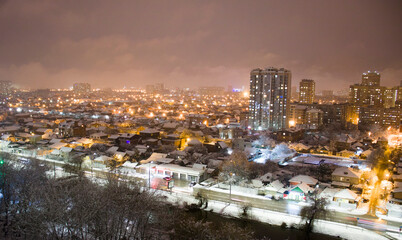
[291,154,356,167]
[208,184,266,199]
[205,184,371,216]
[157,184,389,240]
[313,219,389,240]
[46,167,70,178]
[327,202,369,215]
[5,151,394,240]
[387,232,402,240]
[376,213,402,225]
[199,198,388,240]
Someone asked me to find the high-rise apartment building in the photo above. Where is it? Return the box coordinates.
[73,83,91,94]
[361,71,380,86]
[384,87,398,108]
[248,67,291,131]
[0,80,12,96]
[349,71,401,129]
[299,79,315,104]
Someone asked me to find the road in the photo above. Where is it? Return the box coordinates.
[197,187,402,232]
[4,150,402,237]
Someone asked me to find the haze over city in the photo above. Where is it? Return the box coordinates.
[0,0,401,90]
[0,1,402,240]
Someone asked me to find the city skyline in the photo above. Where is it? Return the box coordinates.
[0,0,401,90]
[0,2,401,239]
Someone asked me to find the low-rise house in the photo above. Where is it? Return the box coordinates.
[337,150,356,158]
[136,162,208,183]
[93,155,111,169]
[120,161,138,174]
[74,138,93,148]
[319,187,339,201]
[113,151,129,164]
[118,133,141,149]
[161,134,181,148]
[393,187,402,200]
[276,129,304,142]
[331,167,361,186]
[289,175,318,187]
[333,189,359,207]
[265,180,284,193]
[60,147,73,160]
[139,129,160,139]
[284,183,312,201]
[393,174,402,183]
[90,132,108,140]
[106,146,119,155]
[49,142,68,150]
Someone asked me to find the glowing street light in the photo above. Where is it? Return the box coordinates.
[289,120,296,127]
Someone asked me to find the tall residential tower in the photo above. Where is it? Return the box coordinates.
[299,79,315,104]
[248,67,291,131]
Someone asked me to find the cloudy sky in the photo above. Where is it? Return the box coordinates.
[0,0,401,91]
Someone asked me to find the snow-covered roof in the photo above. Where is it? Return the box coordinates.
[260,172,273,182]
[266,180,283,192]
[170,150,187,156]
[188,139,202,146]
[106,146,119,154]
[217,141,228,149]
[49,138,62,144]
[109,134,120,139]
[319,188,339,199]
[155,158,175,164]
[139,163,205,176]
[94,155,112,162]
[291,182,312,193]
[49,142,67,149]
[289,175,318,186]
[332,167,361,178]
[140,152,167,164]
[1,134,10,140]
[90,132,107,137]
[60,147,73,153]
[163,122,178,129]
[193,163,207,170]
[334,189,358,200]
[50,149,60,155]
[76,138,93,144]
[114,151,126,158]
[361,149,372,156]
[140,129,160,134]
[331,181,350,187]
[121,161,138,169]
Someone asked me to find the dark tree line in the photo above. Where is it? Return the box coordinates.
[0,153,257,240]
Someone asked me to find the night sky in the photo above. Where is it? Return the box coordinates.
[0,0,401,91]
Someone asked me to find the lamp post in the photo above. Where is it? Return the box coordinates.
[148,161,153,189]
[229,180,232,200]
[148,164,151,189]
[229,172,235,200]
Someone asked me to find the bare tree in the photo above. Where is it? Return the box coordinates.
[300,193,329,239]
[219,151,251,183]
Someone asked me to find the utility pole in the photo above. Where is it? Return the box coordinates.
[148,164,151,189]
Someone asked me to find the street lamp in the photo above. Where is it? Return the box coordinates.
[148,161,154,189]
[148,163,151,189]
[229,172,235,200]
